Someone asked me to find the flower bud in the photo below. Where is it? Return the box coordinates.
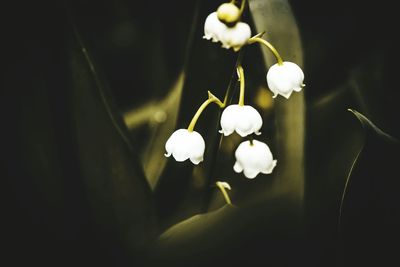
[217,3,240,24]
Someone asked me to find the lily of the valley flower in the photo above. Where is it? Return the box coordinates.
[247,36,305,99]
[234,140,277,179]
[220,104,262,137]
[219,22,251,52]
[203,12,228,43]
[165,129,205,164]
[266,61,305,99]
[165,91,224,165]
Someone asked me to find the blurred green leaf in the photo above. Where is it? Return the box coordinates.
[305,83,365,266]
[339,109,399,266]
[150,205,237,267]
[123,71,185,189]
[3,2,158,265]
[247,0,305,205]
[68,21,157,263]
[150,197,305,266]
[158,204,236,246]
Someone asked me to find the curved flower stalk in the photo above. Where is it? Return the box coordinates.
[165,91,224,164]
[220,65,262,137]
[247,34,305,99]
[234,139,277,179]
[203,0,251,51]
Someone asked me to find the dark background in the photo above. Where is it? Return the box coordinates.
[2,0,399,266]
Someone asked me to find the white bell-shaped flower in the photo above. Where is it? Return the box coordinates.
[165,129,205,164]
[203,12,227,43]
[219,104,262,137]
[219,22,251,51]
[233,140,277,179]
[203,12,251,51]
[266,61,305,99]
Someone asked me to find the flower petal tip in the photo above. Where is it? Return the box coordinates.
[190,158,203,165]
[263,160,277,174]
[233,162,243,173]
[244,171,258,179]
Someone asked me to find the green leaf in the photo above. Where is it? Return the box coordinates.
[150,205,236,266]
[339,109,399,266]
[247,0,305,205]
[3,4,158,265]
[67,22,157,262]
[123,71,185,189]
[150,197,304,266]
[158,204,236,245]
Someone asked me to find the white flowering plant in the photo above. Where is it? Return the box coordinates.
[9,0,399,266]
[157,1,307,262]
[165,0,304,183]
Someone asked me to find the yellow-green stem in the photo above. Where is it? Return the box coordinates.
[239,0,246,13]
[228,0,246,15]
[237,65,245,106]
[249,135,254,146]
[187,91,224,132]
[248,36,284,65]
[216,181,232,205]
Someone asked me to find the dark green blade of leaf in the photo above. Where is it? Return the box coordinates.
[150,197,305,267]
[122,0,203,190]
[158,204,236,246]
[305,79,372,266]
[151,205,237,267]
[296,0,399,264]
[67,18,157,264]
[123,71,185,190]
[2,2,156,266]
[338,109,400,266]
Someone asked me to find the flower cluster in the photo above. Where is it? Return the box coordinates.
[165,0,305,182]
[203,2,251,51]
